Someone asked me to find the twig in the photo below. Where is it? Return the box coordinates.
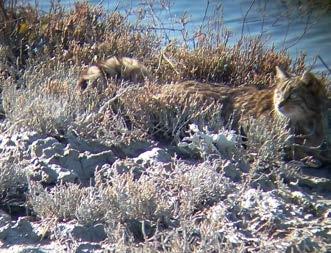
[161,52,179,75]
[259,0,267,36]
[156,43,173,73]
[240,0,256,40]
[146,1,170,43]
[285,11,311,50]
[198,0,209,33]
[133,27,182,32]
[317,55,331,75]
[98,85,135,114]
[0,16,23,26]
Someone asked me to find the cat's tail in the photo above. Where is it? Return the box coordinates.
[77,56,149,90]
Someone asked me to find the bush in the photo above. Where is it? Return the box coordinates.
[0,1,329,252]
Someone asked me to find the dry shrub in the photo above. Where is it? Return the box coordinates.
[0,1,315,158]
[0,2,329,251]
[29,182,88,220]
[2,81,142,145]
[29,171,171,239]
[0,157,27,198]
[27,153,328,251]
[0,2,158,72]
[171,162,234,217]
[42,80,71,97]
[119,82,225,142]
[99,173,170,224]
[0,1,305,88]
[243,117,290,159]
[151,39,305,87]
[1,60,139,144]
[3,66,80,134]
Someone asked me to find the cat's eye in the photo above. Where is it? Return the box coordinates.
[289,93,299,99]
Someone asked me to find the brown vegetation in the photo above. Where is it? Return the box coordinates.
[0,1,330,252]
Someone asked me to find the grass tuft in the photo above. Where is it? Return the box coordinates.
[0,1,329,251]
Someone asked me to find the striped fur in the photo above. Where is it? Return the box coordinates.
[77,56,149,90]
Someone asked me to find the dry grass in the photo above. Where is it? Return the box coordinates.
[0,133,30,217]
[0,157,27,198]
[117,82,225,142]
[153,41,306,86]
[0,1,329,252]
[0,2,307,142]
[0,2,309,144]
[0,2,158,74]
[27,156,328,251]
[0,1,304,84]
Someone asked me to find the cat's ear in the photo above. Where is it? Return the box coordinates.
[301,71,317,85]
[301,71,325,96]
[275,66,289,81]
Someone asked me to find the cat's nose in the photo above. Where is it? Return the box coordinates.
[278,100,286,110]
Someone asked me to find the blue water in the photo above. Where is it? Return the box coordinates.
[32,0,331,74]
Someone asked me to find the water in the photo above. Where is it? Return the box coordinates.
[220,0,331,74]
[33,0,331,74]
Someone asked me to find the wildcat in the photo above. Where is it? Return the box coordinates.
[155,67,330,163]
[77,57,330,163]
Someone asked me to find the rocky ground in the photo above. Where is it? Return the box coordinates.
[0,2,330,252]
[0,125,330,252]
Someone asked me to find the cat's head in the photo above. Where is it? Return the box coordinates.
[77,65,102,91]
[273,66,327,121]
